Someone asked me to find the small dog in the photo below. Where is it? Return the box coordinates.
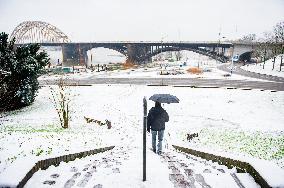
[106,120,112,129]
[186,133,198,142]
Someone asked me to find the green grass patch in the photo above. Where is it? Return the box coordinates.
[0,124,65,133]
[196,128,284,160]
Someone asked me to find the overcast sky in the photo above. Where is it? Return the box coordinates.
[0,0,283,42]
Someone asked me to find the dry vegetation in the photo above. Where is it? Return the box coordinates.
[186,67,203,74]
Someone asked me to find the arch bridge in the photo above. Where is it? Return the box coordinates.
[10,21,70,43]
[37,42,232,66]
[11,21,246,66]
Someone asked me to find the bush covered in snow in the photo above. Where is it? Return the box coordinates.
[0,32,49,111]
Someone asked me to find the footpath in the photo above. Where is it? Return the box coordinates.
[25,145,259,188]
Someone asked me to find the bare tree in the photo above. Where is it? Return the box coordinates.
[273,21,284,60]
[174,51,182,61]
[254,32,275,68]
[274,21,284,43]
[251,21,284,70]
[273,21,284,71]
[49,78,71,128]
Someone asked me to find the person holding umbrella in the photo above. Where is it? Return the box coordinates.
[147,94,179,155]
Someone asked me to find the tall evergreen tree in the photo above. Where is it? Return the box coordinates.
[0,32,49,111]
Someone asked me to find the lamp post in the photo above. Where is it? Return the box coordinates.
[142,97,147,181]
[280,46,284,71]
[160,35,168,77]
[221,36,226,62]
[230,54,234,75]
[160,35,168,61]
[215,31,221,64]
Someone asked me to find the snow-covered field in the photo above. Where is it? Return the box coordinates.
[241,54,284,78]
[39,49,267,81]
[1,51,284,187]
[1,84,284,186]
[39,59,263,82]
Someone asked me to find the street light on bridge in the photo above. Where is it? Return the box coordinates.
[160,35,168,61]
[216,31,226,63]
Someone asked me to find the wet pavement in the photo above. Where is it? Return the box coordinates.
[40,77,284,91]
[40,65,284,92]
[218,63,284,83]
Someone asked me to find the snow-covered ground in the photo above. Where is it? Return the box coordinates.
[92,62,244,80]
[1,84,284,187]
[1,51,284,187]
[39,59,264,82]
[39,49,267,81]
[241,54,284,78]
[39,71,95,81]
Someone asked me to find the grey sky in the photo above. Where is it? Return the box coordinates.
[0,0,283,42]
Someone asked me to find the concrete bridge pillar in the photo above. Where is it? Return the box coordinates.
[126,44,150,64]
[225,47,234,58]
[62,44,87,67]
[82,50,88,67]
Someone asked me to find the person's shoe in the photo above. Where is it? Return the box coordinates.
[157,151,162,155]
[152,148,156,153]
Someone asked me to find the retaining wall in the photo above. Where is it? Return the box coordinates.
[17,146,115,188]
[172,145,270,188]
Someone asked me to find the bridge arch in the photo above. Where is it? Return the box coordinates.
[87,45,127,57]
[10,21,70,43]
[146,46,228,63]
[238,51,253,62]
[86,47,127,65]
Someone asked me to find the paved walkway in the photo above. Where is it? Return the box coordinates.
[25,146,259,188]
[218,63,284,83]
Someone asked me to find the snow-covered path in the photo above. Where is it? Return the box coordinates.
[25,144,259,188]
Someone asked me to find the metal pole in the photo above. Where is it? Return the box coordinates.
[280,54,283,72]
[216,30,221,64]
[272,57,276,70]
[280,56,283,71]
[263,48,267,69]
[143,97,147,181]
[230,58,233,75]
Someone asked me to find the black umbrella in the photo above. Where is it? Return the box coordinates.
[149,94,179,104]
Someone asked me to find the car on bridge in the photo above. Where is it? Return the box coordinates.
[232,55,239,63]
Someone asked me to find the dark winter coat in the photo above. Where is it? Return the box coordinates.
[147,106,169,131]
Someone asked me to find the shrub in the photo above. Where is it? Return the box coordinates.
[0,32,49,111]
[186,67,203,74]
